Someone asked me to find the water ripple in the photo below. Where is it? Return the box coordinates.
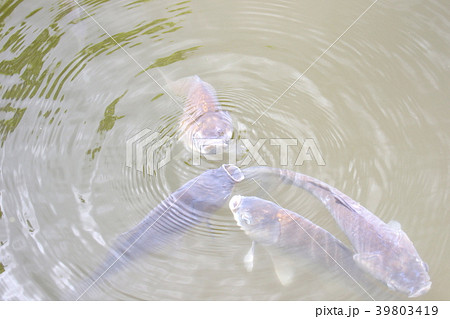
[0,0,448,300]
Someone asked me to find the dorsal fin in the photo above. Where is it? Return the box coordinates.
[388,220,402,231]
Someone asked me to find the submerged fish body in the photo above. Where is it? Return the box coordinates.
[74,164,244,299]
[229,195,370,288]
[115,164,244,253]
[242,166,431,298]
[170,75,233,154]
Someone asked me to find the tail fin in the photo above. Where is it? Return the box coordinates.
[60,249,132,300]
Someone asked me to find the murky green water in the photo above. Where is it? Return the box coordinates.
[0,0,449,300]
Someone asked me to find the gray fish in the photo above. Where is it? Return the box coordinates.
[229,195,373,291]
[169,75,233,154]
[73,164,244,300]
[242,166,431,298]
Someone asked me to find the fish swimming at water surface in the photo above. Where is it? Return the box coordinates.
[168,75,234,155]
[242,166,431,298]
[71,164,244,300]
[229,195,378,294]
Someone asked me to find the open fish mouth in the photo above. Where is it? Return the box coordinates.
[222,165,244,182]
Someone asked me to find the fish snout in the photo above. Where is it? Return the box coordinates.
[193,137,229,155]
[229,195,243,212]
[408,281,432,298]
[222,164,244,182]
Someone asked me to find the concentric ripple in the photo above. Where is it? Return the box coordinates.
[0,0,448,301]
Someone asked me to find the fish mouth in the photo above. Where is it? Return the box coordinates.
[193,137,231,155]
[408,281,432,298]
[222,164,244,182]
[199,142,226,154]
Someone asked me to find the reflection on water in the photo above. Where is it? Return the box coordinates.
[0,0,449,300]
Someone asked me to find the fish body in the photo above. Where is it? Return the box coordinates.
[170,75,233,154]
[229,195,371,289]
[115,164,243,253]
[242,166,431,298]
[74,164,244,299]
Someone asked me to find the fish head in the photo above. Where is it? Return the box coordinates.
[192,112,233,154]
[384,229,432,298]
[384,256,431,297]
[384,235,432,298]
[355,231,432,298]
[229,195,281,245]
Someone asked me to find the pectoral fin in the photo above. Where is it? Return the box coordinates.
[353,252,383,279]
[244,241,256,272]
[269,252,295,286]
[387,220,405,244]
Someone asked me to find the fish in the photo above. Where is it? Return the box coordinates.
[229,195,375,293]
[242,166,431,298]
[72,164,244,300]
[168,75,233,154]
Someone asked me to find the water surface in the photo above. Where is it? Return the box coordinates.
[0,0,449,300]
